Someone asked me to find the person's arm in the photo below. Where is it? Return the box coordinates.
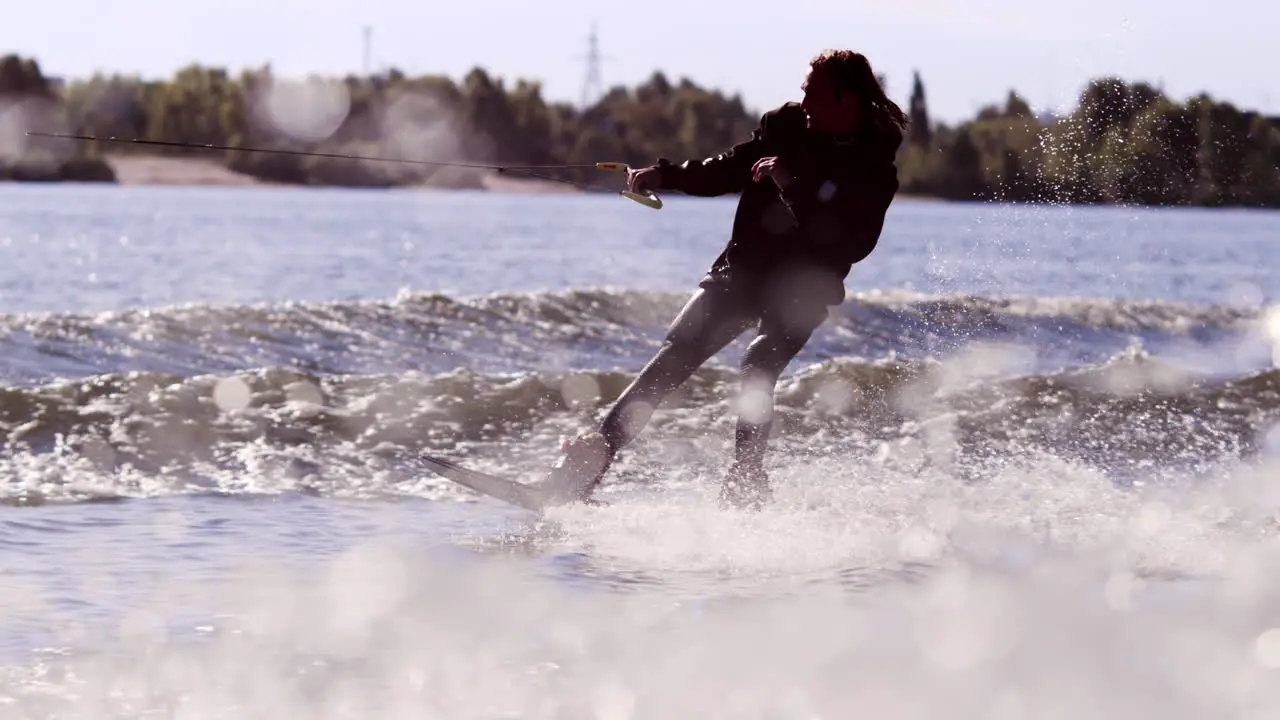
[653,117,770,197]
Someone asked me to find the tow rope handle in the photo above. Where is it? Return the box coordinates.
[596,162,663,209]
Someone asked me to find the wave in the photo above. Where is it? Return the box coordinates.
[3,343,1276,504]
[1,287,1274,386]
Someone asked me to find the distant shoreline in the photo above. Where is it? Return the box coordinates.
[5,52,1275,209]
[8,154,939,202]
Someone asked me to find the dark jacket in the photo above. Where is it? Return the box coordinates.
[655,102,902,307]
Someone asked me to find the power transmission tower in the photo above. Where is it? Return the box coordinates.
[579,23,606,110]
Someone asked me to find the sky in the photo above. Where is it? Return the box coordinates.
[2,0,1274,124]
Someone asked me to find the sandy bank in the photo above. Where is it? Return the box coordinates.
[477,171,579,194]
[104,154,581,193]
[104,155,274,187]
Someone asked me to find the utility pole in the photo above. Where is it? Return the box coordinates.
[580,23,604,110]
[363,26,372,76]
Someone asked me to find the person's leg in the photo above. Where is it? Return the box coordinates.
[721,298,829,508]
[539,284,756,500]
[600,287,756,451]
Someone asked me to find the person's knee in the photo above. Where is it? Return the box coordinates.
[771,300,831,340]
[665,286,738,345]
[742,332,808,378]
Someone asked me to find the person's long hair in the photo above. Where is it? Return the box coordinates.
[809,49,909,131]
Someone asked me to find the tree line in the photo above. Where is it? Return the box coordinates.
[1,52,1277,207]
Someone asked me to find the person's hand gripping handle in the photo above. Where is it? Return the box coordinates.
[597,162,663,209]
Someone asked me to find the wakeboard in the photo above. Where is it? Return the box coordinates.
[419,453,563,512]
